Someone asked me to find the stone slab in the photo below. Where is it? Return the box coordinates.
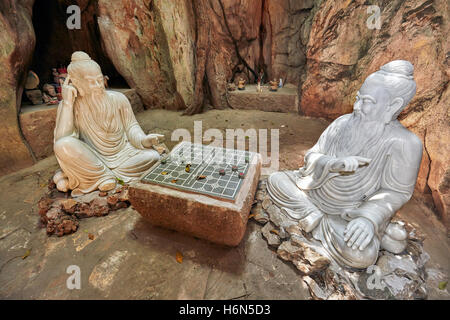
[227,84,298,113]
[129,144,262,247]
[19,88,143,160]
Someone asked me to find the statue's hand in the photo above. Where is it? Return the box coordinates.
[330,156,371,173]
[141,133,165,148]
[61,76,77,106]
[344,217,374,251]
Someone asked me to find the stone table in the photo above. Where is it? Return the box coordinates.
[129,142,262,246]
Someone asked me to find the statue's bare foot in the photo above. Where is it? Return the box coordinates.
[56,178,69,192]
[381,222,407,254]
[53,170,67,184]
[53,170,69,192]
[298,210,323,233]
[99,179,116,192]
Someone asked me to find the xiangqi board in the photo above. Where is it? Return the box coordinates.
[141,141,257,201]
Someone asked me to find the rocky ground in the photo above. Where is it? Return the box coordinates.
[0,109,448,299]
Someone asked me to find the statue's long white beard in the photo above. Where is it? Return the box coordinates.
[334,112,386,157]
[76,90,115,132]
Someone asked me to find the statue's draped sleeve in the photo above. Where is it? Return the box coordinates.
[118,94,146,150]
[341,135,423,237]
[295,116,345,190]
[54,101,79,143]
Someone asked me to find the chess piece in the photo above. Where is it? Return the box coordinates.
[237,78,246,90]
[53,51,163,196]
[266,60,421,269]
[269,79,278,91]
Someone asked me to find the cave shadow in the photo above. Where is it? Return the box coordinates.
[25,0,128,106]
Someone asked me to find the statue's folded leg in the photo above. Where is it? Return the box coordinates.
[113,149,160,182]
[54,136,115,194]
[267,171,323,230]
[314,215,380,269]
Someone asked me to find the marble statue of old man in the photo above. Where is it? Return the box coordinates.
[267,60,422,269]
[53,51,163,196]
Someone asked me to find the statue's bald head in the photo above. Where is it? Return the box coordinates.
[365,60,417,119]
[68,51,102,79]
[67,51,105,97]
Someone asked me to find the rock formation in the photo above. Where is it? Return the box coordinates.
[97,0,186,111]
[0,0,36,175]
[0,0,447,228]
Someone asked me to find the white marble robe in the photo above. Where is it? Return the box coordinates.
[54,91,160,194]
[267,114,422,268]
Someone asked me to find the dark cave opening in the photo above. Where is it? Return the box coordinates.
[25,0,127,105]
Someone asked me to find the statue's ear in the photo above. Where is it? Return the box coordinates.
[385,97,404,123]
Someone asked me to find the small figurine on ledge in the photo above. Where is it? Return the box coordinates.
[269,79,278,92]
[237,78,246,90]
[42,84,59,105]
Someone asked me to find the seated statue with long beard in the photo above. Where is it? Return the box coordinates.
[53,51,163,196]
[267,60,422,269]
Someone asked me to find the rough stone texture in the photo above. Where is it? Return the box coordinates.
[0,0,36,175]
[97,0,186,111]
[277,240,330,275]
[37,180,131,237]
[300,0,450,228]
[19,105,57,160]
[129,154,262,247]
[261,222,281,247]
[262,0,316,85]
[227,85,298,112]
[19,88,143,160]
[154,0,196,109]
